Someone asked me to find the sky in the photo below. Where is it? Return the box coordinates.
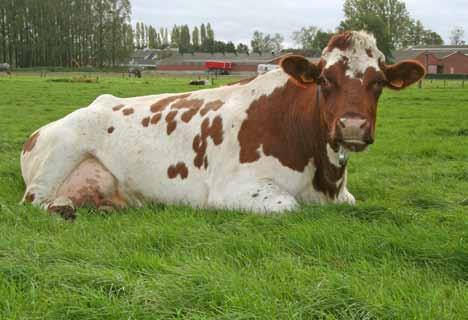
[131,0,467,46]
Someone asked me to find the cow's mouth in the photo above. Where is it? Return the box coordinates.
[340,139,369,152]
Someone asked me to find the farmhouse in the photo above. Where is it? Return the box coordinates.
[394,45,468,74]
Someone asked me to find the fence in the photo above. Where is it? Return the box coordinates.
[420,74,467,89]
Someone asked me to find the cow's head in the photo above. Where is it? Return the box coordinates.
[280,31,425,153]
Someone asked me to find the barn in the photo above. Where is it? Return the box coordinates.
[394,45,468,74]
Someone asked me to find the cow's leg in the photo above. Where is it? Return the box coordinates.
[209,177,299,213]
[21,127,92,219]
[336,188,356,205]
[55,158,126,213]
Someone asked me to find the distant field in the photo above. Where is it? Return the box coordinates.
[0,75,467,319]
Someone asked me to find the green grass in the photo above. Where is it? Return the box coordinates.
[0,75,467,319]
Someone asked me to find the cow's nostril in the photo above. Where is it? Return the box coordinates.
[360,119,369,129]
[365,137,374,144]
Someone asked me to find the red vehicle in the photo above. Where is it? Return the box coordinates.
[205,61,232,74]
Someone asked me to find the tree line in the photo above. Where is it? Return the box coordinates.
[135,22,249,54]
[0,0,460,68]
[0,0,134,68]
[288,0,446,59]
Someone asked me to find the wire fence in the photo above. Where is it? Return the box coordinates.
[419,74,467,89]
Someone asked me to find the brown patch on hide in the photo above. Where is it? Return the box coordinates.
[122,108,134,116]
[366,48,373,58]
[237,80,346,198]
[181,109,199,123]
[151,113,162,125]
[23,131,40,154]
[167,162,189,179]
[326,32,352,52]
[200,100,224,116]
[171,98,204,122]
[166,110,178,135]
[107,127,114,134]
[192,116,223,169]
[112,104,125,111]
[238,81,313,170]
[141,117,150,127]
[171,98,204,110]
[150,94,191,113]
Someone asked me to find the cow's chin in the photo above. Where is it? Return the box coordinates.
[330,139,369,153]
[340,140,369,152]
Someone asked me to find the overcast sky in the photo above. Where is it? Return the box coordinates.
[132,0,467,46]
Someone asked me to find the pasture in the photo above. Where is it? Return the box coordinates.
[0,74,467,319]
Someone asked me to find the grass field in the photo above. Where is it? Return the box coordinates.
[0,74,467,319]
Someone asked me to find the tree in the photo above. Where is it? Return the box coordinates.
[251,31,284,53]
[206,23,215,52]
[341,0,443,50]
[192,26,200,49]
[450,26,465,45]
[226,41,236,53]
[200,23,207,45]
[402,20,444,46]
[0,0,134,68]
[313,30,335,50]
[292,26,318,49]
[291,26,334,51]
[179,25,191,53]
[340,13,393,58]
[171,25,180,48]
[237,43,249,54]
[342,0,411,49]
[271,33,284,52]
[161,27,169,48]
[422,31,443,46]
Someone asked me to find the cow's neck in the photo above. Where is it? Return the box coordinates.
[238,74,346,199]
[284,80,347,198]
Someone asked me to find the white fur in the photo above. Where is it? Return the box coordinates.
[322,31,385,80]
[21,69,355,213]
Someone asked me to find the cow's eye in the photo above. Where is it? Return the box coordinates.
[320,75,337,89]
[369,79,386,93]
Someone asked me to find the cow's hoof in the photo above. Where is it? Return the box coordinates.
[48,197,76,221]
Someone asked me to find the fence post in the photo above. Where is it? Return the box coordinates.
[462,75,465,89]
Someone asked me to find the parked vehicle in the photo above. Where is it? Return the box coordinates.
[205,61,232,75]
[257,64,279,75]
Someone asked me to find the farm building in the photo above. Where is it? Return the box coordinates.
[394,45,468,74]
[128,49,319,75]
[155,52,293,75]
[128,48,178,68]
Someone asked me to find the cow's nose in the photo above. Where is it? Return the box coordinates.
[335,116,372,151]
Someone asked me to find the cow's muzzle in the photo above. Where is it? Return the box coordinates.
[333,115,374,152]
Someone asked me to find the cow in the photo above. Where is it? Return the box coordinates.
[128,67,142,78]
[21,31,425,220]
[0,63,11,75]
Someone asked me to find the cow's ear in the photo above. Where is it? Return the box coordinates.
[383,60,426,90]
[280,55,321,88]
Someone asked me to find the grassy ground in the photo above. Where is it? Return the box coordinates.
[0,75,467,319]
